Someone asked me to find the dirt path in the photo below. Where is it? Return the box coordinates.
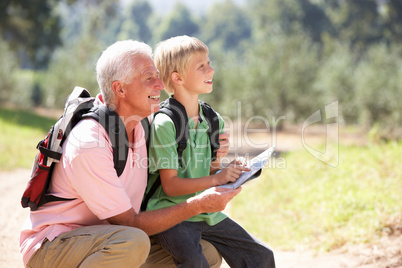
[2,169,402,268]
[0,169,30,268]
[1,126,401,267]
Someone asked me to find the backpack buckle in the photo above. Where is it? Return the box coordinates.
[178,140,187,150]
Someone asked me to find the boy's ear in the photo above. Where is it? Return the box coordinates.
[112,81,125,98]
[171,72,183,85]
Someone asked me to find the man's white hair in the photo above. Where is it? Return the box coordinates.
[96,40,152,105]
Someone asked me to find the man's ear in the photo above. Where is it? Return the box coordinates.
[112,81,125,98]
[171,72,183,85]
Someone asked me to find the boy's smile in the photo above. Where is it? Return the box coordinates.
[181,52,214,95]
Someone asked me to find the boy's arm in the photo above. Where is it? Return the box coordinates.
[210,132,230,174]
[159,160,249,196]
[216,132,230,158]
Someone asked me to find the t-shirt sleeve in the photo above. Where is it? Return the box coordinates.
[148,113,179,174]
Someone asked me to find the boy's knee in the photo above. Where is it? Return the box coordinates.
[172,245,208,266]
[261,247,275,268]
[174,252,206,267]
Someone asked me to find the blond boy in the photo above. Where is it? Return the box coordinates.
[145,36,275,267]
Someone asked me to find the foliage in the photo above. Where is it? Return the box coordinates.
[353,43,402,127]
[11,70,36,106]
[212,31,322,125]
[249,0,334,43]
[0,0,62,68]
[153,2,199,43]
[200,0,252,50]
[59,0,121,45]
[0,39,17,103]
[230,142,402,251]
[313,41,358,123]
[120,0,153,43]
[2,0,402,130]
[41,35,101,108]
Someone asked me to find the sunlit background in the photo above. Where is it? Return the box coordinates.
[1,1,402,267]
[1,0,401,134]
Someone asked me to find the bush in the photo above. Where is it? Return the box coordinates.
[313,42,359,124]
[41,37,101,108]
[354,43,402,128]
[0,39,18,103]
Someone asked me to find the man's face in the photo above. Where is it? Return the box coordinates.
[123,54,164,120]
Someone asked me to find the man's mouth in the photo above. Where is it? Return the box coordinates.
[148,95,160,100]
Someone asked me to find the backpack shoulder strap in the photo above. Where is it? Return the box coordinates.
[200,100,220,162]
[140,117,151,150]
[140,98,189,212]
[158,98,189,167]
[83,105,129,177]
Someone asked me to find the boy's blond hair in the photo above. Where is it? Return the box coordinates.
[154,35,209,95]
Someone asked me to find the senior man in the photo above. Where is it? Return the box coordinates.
[20,40,238,267]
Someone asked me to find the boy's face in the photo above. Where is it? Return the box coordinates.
[181,52,214,95]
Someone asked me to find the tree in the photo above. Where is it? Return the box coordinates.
[60,0,121,45]
[353,43,402,127]
[249,0,333,44]
[201,0,251,50]
[378,0,402,44]
[42,34,101,108]
[313,42,359,123]
[0,38,17,103]
[154,2,199,42]
[0,0,62,69]
[119,0,153,43]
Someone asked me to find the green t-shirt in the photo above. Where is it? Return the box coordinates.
[146,101,227,225]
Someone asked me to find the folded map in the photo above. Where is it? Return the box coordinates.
[219,146,276,189]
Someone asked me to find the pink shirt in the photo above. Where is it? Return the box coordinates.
[20,119,148,266]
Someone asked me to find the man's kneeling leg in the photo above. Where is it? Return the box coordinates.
[26,225,150,268]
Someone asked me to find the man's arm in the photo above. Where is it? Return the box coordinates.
[107,187,241,235]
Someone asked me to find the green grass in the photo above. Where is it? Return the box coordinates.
[0,107,55,170]
[2,107,401,253]
[229,142,402,252]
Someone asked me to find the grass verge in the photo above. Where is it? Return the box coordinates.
[229,142,402,252]
[2,107,401,253]
[0,108,55,170]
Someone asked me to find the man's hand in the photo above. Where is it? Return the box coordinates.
[188,187,242,214]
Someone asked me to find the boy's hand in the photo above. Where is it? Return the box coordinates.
[217,132,230,158]
[213,159,250,186]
